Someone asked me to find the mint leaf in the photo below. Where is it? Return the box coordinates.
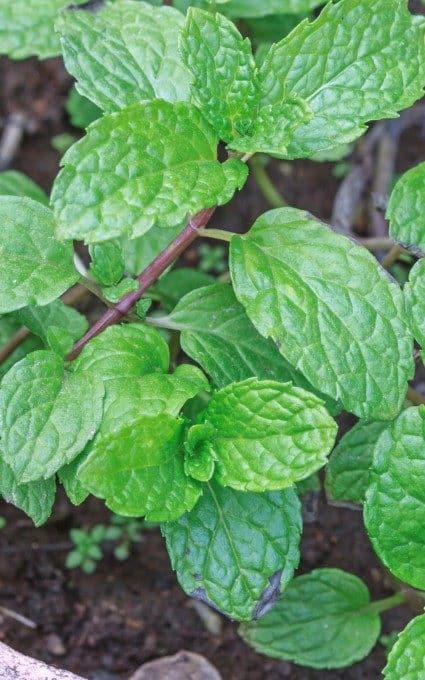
[0,316,41,379]
[57,0,190,113]
[123,224,183,276]
[296,471,320,495]
[52,101,247,244]
[95,364,209,440]
[161,482,301,621]
[72,323,169,384]
[58,454,89,506]
[225,0,324,16]
[89,241,125,287]
[194,377,336,492]
[152,268,214,311]
[0,350,104,483]
[78,414,201,521]
[325,421,388,505]
[0,197,78,314]
[0,457,55,526]
[0,0,85,59]
[181,9,257,143]
[384,613,425,679]
[404,259,425,349]
[168,282,320,392]
[388,162,425,252]
[103,278,138,303]
[184,424,216,482]
[230,207,414,420]
[240,568,381,668]
[259,0,425,158]
[16,300,88,351]
[364,406,425,590]
[0,171,48,204]
[66,86,101,130]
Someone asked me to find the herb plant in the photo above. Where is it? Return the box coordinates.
[0,0,425,674]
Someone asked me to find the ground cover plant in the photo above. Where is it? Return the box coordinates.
[0,0,425,676]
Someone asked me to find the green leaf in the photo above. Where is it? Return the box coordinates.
[240,568,381,668]
[194,378,336,491]
[0,197,78,314]
[296,471,320,495]
[123,224,183,276]
[244,14,306,46]
[325,421,388,505]
[78,414,201,521]
[51,101,247,244]
[89,241,125,287]
[0,171,48,204]
[58,454,89,506]
[259,0,425,158]
[95,364,209,442]
[184,423,216,481]
[72,323,169,385]
[181,9,257,142]
[0,456,55,526]
[388,162,425,252]
[174,0,323,17]
[16,300,88,351]
[225,0,324,16]
[161,482,302,621]
[230,207,413,420]
[102,278,138,303]
[0,350,104,483]
[384,613,425,679]
[364,405,425,590]
[66,85,102,129]
[404,259,425,349]
[151,268,214,312]
[0,316,42,379]
[0,0,85,59]
[168,282,319,391]
[56,0,191,113]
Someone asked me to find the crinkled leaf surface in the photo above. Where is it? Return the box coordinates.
[230,207,413,420]
[72,323,169,384]
[0,456,55,526]
[161,482,302,621]
[194,377,336,491]
[240,568,381,668]
[325,421,388,505]
[78,414,201,521]
[0,350,104,483]
[0,171,48,204]
[57,0,190,112]
[259,0,425,158]
[404,259,425,349]
[364,406,425,590]
[0,0,85,59]
[384,613,425,679]
[0,197,78,313]
[168,283,336,410]
[16,300,88,351]
[89,241,125,287]
[388,162,425,252]
[52,101,247,243]
[180,9,257,142]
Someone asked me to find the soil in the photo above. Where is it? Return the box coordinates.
[1,24,425,679]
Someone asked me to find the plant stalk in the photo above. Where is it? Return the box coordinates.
[66,207,216,361]
[198,227,233,242]
[249,156,286,208]
[366,591,405,615]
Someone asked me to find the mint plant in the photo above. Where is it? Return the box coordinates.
[1,0,425,675]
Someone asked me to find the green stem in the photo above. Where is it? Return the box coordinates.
[145,315,179,331]
[249,156,286,208]
[381,244,404,269]
[366,591,405,615]
[198,228,234,242]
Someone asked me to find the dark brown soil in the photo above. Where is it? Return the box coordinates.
[0,41,424,680]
